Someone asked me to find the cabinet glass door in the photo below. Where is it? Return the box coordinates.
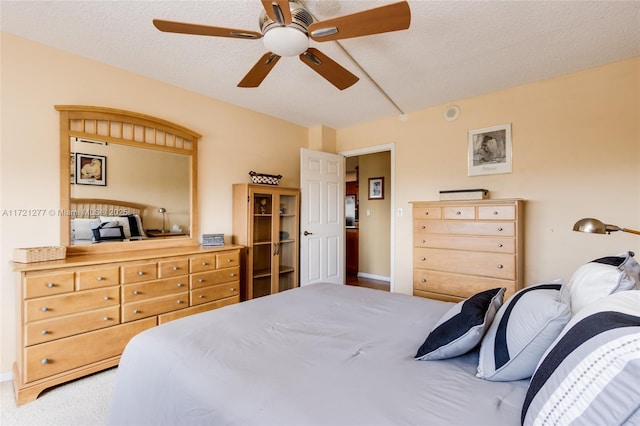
[277,193,298,292]
[252,192,273,298]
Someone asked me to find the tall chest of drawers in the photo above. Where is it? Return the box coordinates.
[13,245,242,405]
[411,199,524,302]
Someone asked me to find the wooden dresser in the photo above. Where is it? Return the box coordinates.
[12,245,242,405]
[411,199,524,302]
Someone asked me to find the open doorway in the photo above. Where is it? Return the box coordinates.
[340,144,395,292]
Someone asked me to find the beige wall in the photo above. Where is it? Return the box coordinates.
[337,57,640,295]
[0,33,307,374]
[358,152,391,278]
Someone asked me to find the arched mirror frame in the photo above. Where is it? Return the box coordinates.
[56,105,201,254]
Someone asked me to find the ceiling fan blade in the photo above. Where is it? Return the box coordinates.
[299,48,359,90]
[261,0,292,25]
[238,52,281,88]
[308,1,411,42]
[153,19,262,39]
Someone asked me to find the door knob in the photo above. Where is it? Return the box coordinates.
[303,231,313,236]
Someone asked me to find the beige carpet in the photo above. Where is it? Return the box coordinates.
[0,367,116,426]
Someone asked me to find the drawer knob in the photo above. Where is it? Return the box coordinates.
[41,358,50,365]
[41,307,48,312]
[497,264,504,269]
[230,273,236,277]
[97,276,104,281]
[104,317,109,321]
[497,227,503,232]
[201,262,208,266]
[177,300,183,304]
[231,288,236,292]
[199,295,204,299]
[198,278,205,283]
[421,278,427,283]
[420,257,426,261]
[420,225,426,230]
[456,211,461,215]
[41,330,48,335]
[104,296,110,301]
[498,243,503,248]
[47,282,54,288]
[133,290,139,295]
[227,259,232,263]
[421,239,426,244]
[424,211,429,216]
[493,211,499,215]
[138,271,144,276]
[172,266,179,271]
[177,283,183,287]
[133,309,139,314]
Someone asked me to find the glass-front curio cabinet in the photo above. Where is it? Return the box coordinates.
[232,184,300,300]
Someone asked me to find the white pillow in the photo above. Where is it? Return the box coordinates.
[71,218,101,241]
[415,287,505,361]
[522,290,640,426]
[477,282,571,381]
[560,252,638,315]
[100,216,132,238]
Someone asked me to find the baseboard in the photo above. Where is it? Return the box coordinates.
[356,272,390,282]
[0,370,13,382]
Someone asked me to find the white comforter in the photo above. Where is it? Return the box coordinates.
[108,283,529,425]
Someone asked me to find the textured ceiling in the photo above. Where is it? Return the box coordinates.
[1,1,639,129]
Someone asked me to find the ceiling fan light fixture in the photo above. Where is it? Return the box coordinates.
[263,27,309,57]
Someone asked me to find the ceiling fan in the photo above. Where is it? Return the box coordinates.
[153,1,411,90]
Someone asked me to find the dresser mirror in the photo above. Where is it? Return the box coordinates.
[57,105,201,254]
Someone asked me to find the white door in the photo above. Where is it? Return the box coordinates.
[299,148,345,285]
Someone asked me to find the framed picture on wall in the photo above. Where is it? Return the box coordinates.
[368,177,384,200]
[468,123,512,176]
[70,153,76,184]
[75,153,106,186]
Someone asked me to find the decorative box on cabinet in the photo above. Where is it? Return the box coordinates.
[232,184,300,300]
[13,245,241,405]
[410,199,524,302]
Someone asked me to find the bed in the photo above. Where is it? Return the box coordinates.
[70,198,147,244]
[108,252,640,426]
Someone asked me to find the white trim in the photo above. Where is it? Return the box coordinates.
[0,370,13,382]
[339,143,396,292]
[357,272,391,282]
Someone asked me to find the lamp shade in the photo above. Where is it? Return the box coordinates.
[573,218,640,236]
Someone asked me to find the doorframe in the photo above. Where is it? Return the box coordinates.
[339,143,396,292]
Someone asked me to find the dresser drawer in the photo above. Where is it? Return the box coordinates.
[23,318,155,383]
[414,220,515,237]
[414,269,516,299]
[413,207,442,220]
[414,234,515,253]
[191,267,240,289]
[121,262,158,284]
[443,206,475,220]
[121,292,189,322]
[76,267,120,290]
[25,287,120,322]
[191,282,239,306]
[25,306,120,346]
[414,248,515,280]
[158,258,189,278]
[216,251,240,269]
[190,254,217,273]
[158,296,239,324]
[24,272,75,299]
[478,205,516,220]
[121,277,189,303]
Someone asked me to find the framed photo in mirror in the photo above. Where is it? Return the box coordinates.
[76,153,106,186]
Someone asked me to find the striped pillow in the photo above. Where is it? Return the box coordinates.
[522,290,640,426]
[477,283,571,381]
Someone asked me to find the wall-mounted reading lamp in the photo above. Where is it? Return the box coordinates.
[573,218,640,236]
